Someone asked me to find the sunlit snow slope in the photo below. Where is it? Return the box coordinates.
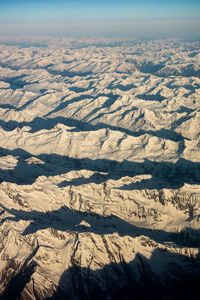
[0,37,199,299]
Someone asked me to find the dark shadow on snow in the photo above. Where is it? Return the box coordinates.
[69,83,94,93]
[0,246,38,300]
[46,249,200,300]
[136,93,166,102]
[0,115,187,142]
[107,83,137,91]
[45,94,94,117]
[0,75,38,90]
[0,146,199,189]
[0,203,200,248]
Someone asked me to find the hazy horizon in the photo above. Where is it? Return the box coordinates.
[0,0,200,40]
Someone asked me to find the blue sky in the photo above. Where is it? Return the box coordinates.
[0,0,200,39]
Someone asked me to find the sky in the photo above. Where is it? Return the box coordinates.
[0,0,200,39]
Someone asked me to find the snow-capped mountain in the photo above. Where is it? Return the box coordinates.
[0,37,199,299]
